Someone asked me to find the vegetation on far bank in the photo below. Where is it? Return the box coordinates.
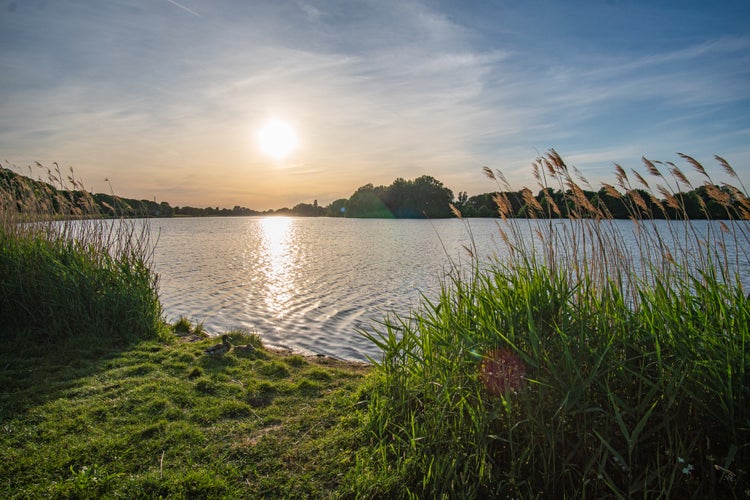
[1,150,748,497]
[3,158,747,220]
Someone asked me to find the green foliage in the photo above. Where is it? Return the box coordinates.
[326,198,349,217]
[4,153,748,497]
[292,200,326,217]
[257,360,291,379]
[0,162,263,218]
[344,175,455,218]
[0,228,162,343]
[0,163,162,344]
[345,183,395,218]
[357,151,750,497]
[173,204,259,217]
[171,316,209,339]
[6,160,743,222]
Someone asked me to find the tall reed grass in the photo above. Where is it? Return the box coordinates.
[356,151,749,498]
[0,162,162,344]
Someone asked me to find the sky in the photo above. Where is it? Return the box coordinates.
[1,0,749,210]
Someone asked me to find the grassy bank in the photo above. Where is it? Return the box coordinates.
[2,155,748,497]
[0,165,371,497]
[0,326,369,497]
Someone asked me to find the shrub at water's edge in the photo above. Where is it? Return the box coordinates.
[0,164,163,345]
[355,151,749,498]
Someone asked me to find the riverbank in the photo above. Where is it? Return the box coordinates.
[2,151,747,497]
[0,329,370,498]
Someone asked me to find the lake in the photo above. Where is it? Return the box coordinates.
[149,217,750,362]
[151,217,498,362]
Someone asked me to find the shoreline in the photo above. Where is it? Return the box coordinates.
[179,330,372,369]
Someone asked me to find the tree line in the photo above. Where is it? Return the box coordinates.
[293,176,745,220]
[452,185,742,220]
[1,165,745,220]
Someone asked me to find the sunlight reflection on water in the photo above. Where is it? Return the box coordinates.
[148,217,750,362]
[259,217,296,318]
[152,217,486,361]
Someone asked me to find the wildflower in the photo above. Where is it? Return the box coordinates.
[682,464,694,475]
[478,348,526,396]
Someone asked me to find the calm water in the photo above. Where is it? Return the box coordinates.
[149,217,750,362]
[151,217,499,361]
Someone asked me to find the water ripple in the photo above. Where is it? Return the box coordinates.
[150,217,750,362]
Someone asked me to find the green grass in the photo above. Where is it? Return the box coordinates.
[2,156,748,497]
[0,226,163,344]
[1,163,162,345]
[0,163,371,497]
[0,332,369,498]
[0,163,372,497]
[356,152,749,498]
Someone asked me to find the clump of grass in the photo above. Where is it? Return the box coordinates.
[225,327,263,349]
[257,360,291,379]
[356,151,749,497]
[171,315,208,337]
[0,161,163,345]
[172,315,194,334]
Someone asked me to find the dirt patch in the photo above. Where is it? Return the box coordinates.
[175,333,205,343]
[243,424,284,446]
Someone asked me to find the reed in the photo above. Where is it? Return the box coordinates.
[0,161,163,344]
[356,151,749,498]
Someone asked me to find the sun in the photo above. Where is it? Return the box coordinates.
[257,119,298,160]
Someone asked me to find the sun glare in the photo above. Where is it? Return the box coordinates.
[257,119,298,160]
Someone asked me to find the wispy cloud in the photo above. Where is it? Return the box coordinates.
[164,0,200,17]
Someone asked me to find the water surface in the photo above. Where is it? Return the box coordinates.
[152,217,497,361]
[150,217,749,361]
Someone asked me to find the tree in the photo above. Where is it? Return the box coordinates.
[292,202,324,217]
[346,184,392,218]
[454,191,468,211]
[326,198,348,217]
[464,193,497,217]
[411,175,454,218]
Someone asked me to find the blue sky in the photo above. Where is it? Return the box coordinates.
[1,0,748,209]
